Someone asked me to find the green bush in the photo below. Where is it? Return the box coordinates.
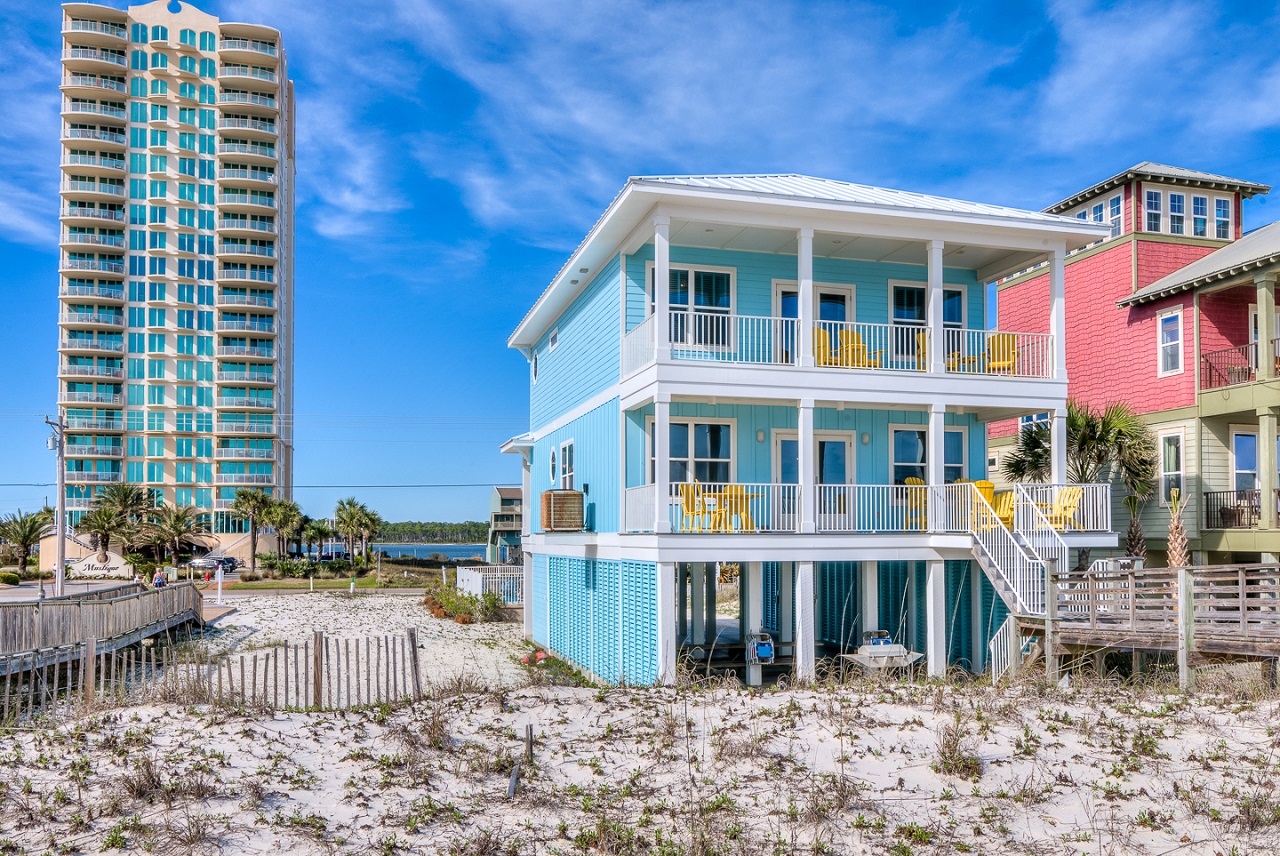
[0,572,20,586]
[476,591,504,622]
[435,586,479,618]
[320,558,352,574]
[125,554,156,578]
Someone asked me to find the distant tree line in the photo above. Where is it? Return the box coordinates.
[377,521,489,544]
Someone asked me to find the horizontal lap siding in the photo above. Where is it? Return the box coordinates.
[626,245,981,329]
[530,255,620,431]
[532,398,620,533]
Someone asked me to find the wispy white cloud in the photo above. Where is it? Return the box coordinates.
[0,17,63,247]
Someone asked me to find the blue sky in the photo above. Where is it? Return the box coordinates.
[2,0,1279,523]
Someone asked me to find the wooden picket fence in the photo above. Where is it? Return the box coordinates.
[0,628,426,725]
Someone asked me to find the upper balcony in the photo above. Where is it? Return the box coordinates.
[215,141,277,163]
[60,73,127,97]
[62,47,128,72]
[216,91,278,115]
[218,38,278,60]
[63,19,128,44]
[216,117,277,138]
[217,65,278,90]
[61,126,126,149]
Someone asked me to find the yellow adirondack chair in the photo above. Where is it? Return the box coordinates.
[813,327,836,366]
[986,332,1019,373]
[1041,485,1083,530]
[904,476,927,530]
[677,482,707,533]
[914,329,962,372]
[837,329,881,368]
[990,490,1015,530]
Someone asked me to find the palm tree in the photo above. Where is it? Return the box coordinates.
[78,505,120,561]
[0,510,54,572]
[1003,400,1157,569]
[97,483,152,525]
[229,488,273,576]
[263,499,302,559]
[150,504,210,567]
[334,497,364,561]
[302,519,331,561]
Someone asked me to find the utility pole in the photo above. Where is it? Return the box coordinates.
[45,416,66,598]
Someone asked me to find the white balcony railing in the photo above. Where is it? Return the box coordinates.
[60,259,125,275]
[666,311,799,366]
[216,422,275,435]
[61,234,125,249]
[216,142,276,158]
[217,244,275,259]
[62,101,126,119]
[217,193,276,208]
[62,128,126,145]
[64,418,123,431]
[216,396,274,409]
[811,320,928,371]
[623,484,656,533]
[664,483,800,534]
[216,371,275,384]
[812,484,934,533]
[60,339,125,352]
[217,92,277,108]
[60,364,123,379]
[214,473,274,485]
[66,445,124,458]
[59,391,122,405]
[214,447,275,460]
[1013,483,1112,533]
[216,346,274,358]
[62,74,127,93]
[216,118,277,133]
[942,328,1054,378]
[61,207,124,221]
[218,38,278,56]
[62,153,126,170]
[217,218,275,233]
[59,283,124,298]
[216,320,274,333]
[65,470,122,483]
[63,48,127,67]
[60,312,125,326]
[217,169,277,183]
[216,293,274,307]
[219,66,277,83]
[622,315,655,376]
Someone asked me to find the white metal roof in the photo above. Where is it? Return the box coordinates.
[1119,220,1280,306]
[1045,162,1270,214]
[635,174,1086,226]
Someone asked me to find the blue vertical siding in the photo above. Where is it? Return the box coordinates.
[878,561,912,644]
[532,553,658,685]
[762,562,779,633]
[979,571,1010,668]
[532,397,620,534]
[624,244,983,333]
[530,254,621,430]
[945,560,975,669]
[818,561,861,649]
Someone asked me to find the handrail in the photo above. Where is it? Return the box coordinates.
[1012,484,1068,576]
[0,582,201,656]
[951,482,1044,615]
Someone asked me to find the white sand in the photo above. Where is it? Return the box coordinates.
[4,595,1279,854]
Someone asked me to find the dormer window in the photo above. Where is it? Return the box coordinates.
[1168,193,1185,235]
[1216,199,1231,239]
[1142,188,1233,239]
[1074,194,1122,238]
[1193,196,1208,237]
[1145,190,1162,232]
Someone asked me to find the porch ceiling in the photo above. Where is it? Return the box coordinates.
[649,391,1051,423]
[668,218,1043,278]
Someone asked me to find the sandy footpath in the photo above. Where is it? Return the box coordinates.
[3,595,1280,854]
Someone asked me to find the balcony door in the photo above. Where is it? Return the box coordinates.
[773,281,854,363]
[775,432,853,528]
[891,283,964,361]
[1248,306,1280,369]
[650,266,733,349]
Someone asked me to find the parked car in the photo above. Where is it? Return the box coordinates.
[214,556,239,572]
[189,557,218,570]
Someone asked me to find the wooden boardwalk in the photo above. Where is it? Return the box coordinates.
[1014,563,1280,688]
[0,583,203,677]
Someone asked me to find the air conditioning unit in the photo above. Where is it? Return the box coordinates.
[541,490,584,532]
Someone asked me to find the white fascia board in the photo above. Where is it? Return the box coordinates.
[618,363,1067,417]
[523,531,976,563]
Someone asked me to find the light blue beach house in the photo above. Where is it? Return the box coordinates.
[503,175,1117,685]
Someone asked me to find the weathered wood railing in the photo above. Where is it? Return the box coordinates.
[0,583,202,656]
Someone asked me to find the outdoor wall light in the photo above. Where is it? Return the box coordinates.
[861,432,871,445]
[756,429,765,443]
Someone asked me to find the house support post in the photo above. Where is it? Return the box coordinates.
[795,561,816,682]
[706,564,718,643]
[1044,558,1060,683]
[657,561,677,685]
[861,562,879,633]
[690,563,706,645]
[927,239,945,374]
[798,227,815,368]
[1050,245,1067,381]
[1050,408,1068,486]
[799,399,816,533]
[1257,272,1277,382]
[926,559,946,678]
[745,562,763,686]
[521,452,533,639]
[928,403,946,532]
[1177,563,1196,692]
[654,216,671,362]
[676,565,688,644]
[654,394,671,533]
[1259,406,1278,531]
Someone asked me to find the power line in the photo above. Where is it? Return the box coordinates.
[0,482,518,489]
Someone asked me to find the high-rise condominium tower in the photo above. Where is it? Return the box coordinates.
[58,0,294,532]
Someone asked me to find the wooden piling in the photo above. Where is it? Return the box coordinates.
[1177,564,1196,692]
[345,639,352,709]
[312,631,323,710]
[83,640,96,710]
[407,629,421,700]
[1044,558,1060,683]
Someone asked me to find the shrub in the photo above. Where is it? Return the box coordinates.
[125,554,156,578]
[434,586,480,619]
[321,558,352,574]
[239,571,261,582]
[273,558,312,578]
[0,572,19,586]
[933,713,983,780]
[475,591,504,622]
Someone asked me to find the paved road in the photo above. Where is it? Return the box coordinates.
[0,578,134,603]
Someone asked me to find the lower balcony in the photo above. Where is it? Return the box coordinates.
[215,422,276,435]
[215,473,274,485]
[66,470,122,484]
[1204,489,1280,530]
[66,445,124,458]
[214,447,274,460]
[64,417,123,431]
[59,391,122,405]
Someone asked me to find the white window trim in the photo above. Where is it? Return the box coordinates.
[1214,197,1233,240]
[1157,307,1184,377]
[644,261,737,318]
[644,415,737,484]
[889,279,968,328]
[558,438,574,490]
[1144,189,1163,234]
[1229,426,1259,493]
[548,327,559,351]
[888,423,968,485]
[1142,187,1233,238]
[548,445,556,486]
[1157,429,1185,506]
[772,430,857,485]
[770,279,858,321]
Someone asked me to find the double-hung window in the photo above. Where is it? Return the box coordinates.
[1232,431,1258,492]
[891,427,965,484]
[649,421,732,484]
[1192,196,1208,237]
[1216,198,1231,239]
[1159,432,1183,504]
[892,283,963,358]
[1157,308,1182,376]
[1145,190,1162,232]
[558,440,574,490]
[649,266,733,348]
[1168,193,1185,235]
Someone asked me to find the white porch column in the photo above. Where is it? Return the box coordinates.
[861,561,879,632]
[676,565,688,642]
[656,561,677,684]
[926,559,946,678]
[654,394,671,533]
[690,562,706,644]
[778,562,794,646]
[928,402,946,532]
[1050,407,1068,486]
[798,399,816,533]
[795,561,816,681]
[1257,272,1277,382]
[1050,245,1067,381]
[798,227,815,368]
[1259,407,1278,530]
[521,452,533,639]
[654,216,671,362]
[927,239,945,374]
